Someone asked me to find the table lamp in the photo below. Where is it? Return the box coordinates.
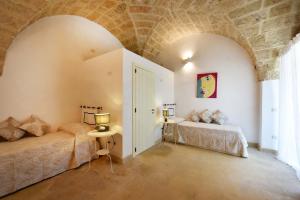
[94,113,110,132]
[162,108,169,122]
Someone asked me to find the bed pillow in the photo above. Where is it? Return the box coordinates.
[19,115,49,137]
[58,123,92,136]
[212,110,228,125]
[199,109,213,123]
[0,117,26,141]
[190,111,200,122]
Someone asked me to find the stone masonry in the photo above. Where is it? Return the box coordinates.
[0,0,299,80]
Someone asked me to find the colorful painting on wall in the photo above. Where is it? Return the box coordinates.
[197,72,218,98]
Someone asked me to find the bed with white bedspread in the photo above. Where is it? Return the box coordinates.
[0,123,97,197]
[176,121,248,158]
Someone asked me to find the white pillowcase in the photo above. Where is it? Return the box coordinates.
[19,115,49,137]
[187,110,200,122]
[0,117,26,141]
[191,113,200,122]
[199,109,213,123]
[211,110,228,125]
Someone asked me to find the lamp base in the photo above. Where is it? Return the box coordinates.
[96,125,110,132]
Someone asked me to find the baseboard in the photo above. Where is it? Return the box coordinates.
[248,142,259,148]
[257,145,278,155]
[248,143,278,155]
[260,148,278,155]
[111,154,133,164]
[155,138,162,145]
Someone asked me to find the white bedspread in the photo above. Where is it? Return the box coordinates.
[0,123,96,197]
[177,121,248,158]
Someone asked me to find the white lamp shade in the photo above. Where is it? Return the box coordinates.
[95,113,110,125]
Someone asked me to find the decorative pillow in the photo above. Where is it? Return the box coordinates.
[58,123,92,136]
[19,115,49,137]
[211,110,228,125]
[191,114,200,122]
[0,117,26,141]
[186,110,198,122]
[199,109,213,123]
[191,111,200,122]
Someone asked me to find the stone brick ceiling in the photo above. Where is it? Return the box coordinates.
[0,0,299,80]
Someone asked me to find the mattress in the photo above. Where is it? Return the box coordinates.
[177,121,248,158]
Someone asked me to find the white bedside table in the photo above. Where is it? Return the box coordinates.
[88,129,117,172]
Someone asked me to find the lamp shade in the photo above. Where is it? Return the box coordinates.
[162,109,169,117]
[94,113,110,125]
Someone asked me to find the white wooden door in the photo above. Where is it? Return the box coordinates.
[260,80,279,150]
[133,65,155,156]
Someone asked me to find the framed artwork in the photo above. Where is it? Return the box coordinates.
[197,72,218,98]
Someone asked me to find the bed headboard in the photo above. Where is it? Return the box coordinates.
[163,103,176,117]
[80,105,102,125]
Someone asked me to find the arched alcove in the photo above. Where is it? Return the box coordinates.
[157,33,259,142]
[0,15,123,128]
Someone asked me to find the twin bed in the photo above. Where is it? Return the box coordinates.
[0,120,248,197]
[164,120,248,158]
[177,121,248,158]
[0,123,97,197]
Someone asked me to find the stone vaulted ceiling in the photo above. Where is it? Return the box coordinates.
[0,0,299,80]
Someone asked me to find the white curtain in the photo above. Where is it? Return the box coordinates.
[278,34,300,179]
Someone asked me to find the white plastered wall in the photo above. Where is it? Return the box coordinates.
[0,15,122,130]
[158,34,259,143]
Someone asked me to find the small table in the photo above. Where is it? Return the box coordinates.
[162,117,185,144]
[87,130,117,172]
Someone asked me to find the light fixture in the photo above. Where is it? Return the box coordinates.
[94,113,110,132]
[162,108,169,122]
[182,51,193,60]
[182,51,194,71]
[183,61,194,70]
[183,57,192,63]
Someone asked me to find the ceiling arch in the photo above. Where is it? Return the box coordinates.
[0,0,138,75]
[138,0,300,80]
[142,10,255,69]
[0,0,299,80]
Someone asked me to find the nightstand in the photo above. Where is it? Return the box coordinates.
[87,129,117,172]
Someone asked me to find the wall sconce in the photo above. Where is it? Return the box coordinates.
[183,57,192,63]
[182,50,194,70]
[183,57,194,71]
[182,51,193,61]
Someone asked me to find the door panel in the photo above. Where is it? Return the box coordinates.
[133,65,155,155]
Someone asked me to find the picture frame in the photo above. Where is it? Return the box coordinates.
[197,72,218,98]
